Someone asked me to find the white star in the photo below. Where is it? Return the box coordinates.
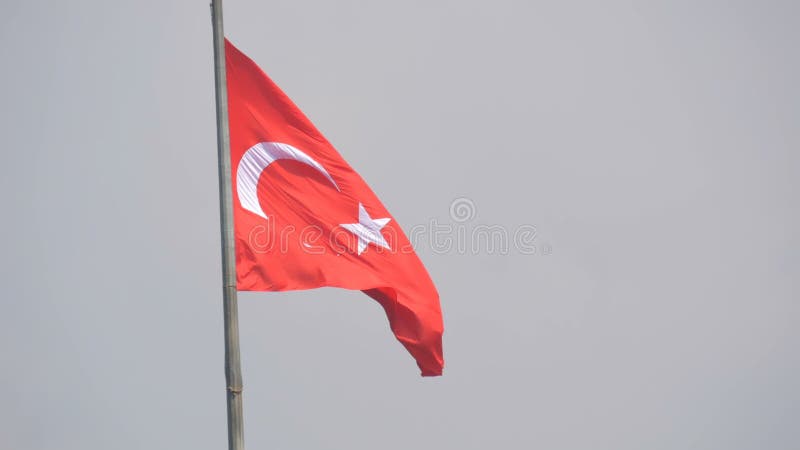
[340,203,391,255]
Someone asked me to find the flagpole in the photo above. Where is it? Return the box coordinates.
[210,1,244,450]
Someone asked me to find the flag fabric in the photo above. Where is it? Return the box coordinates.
[225,39,444,376]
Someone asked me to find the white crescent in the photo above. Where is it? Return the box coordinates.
[236,142,339,219]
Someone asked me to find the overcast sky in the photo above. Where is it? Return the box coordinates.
[1,1,798,449]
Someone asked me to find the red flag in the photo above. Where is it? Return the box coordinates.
[225,39,443,376]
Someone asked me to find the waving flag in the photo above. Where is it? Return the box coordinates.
[226,40,443,376]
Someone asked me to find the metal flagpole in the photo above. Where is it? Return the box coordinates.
[210,1,244,449]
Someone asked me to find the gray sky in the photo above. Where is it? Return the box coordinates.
[1,1,798,449]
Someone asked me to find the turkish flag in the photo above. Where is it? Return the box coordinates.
[225,40,443,376]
